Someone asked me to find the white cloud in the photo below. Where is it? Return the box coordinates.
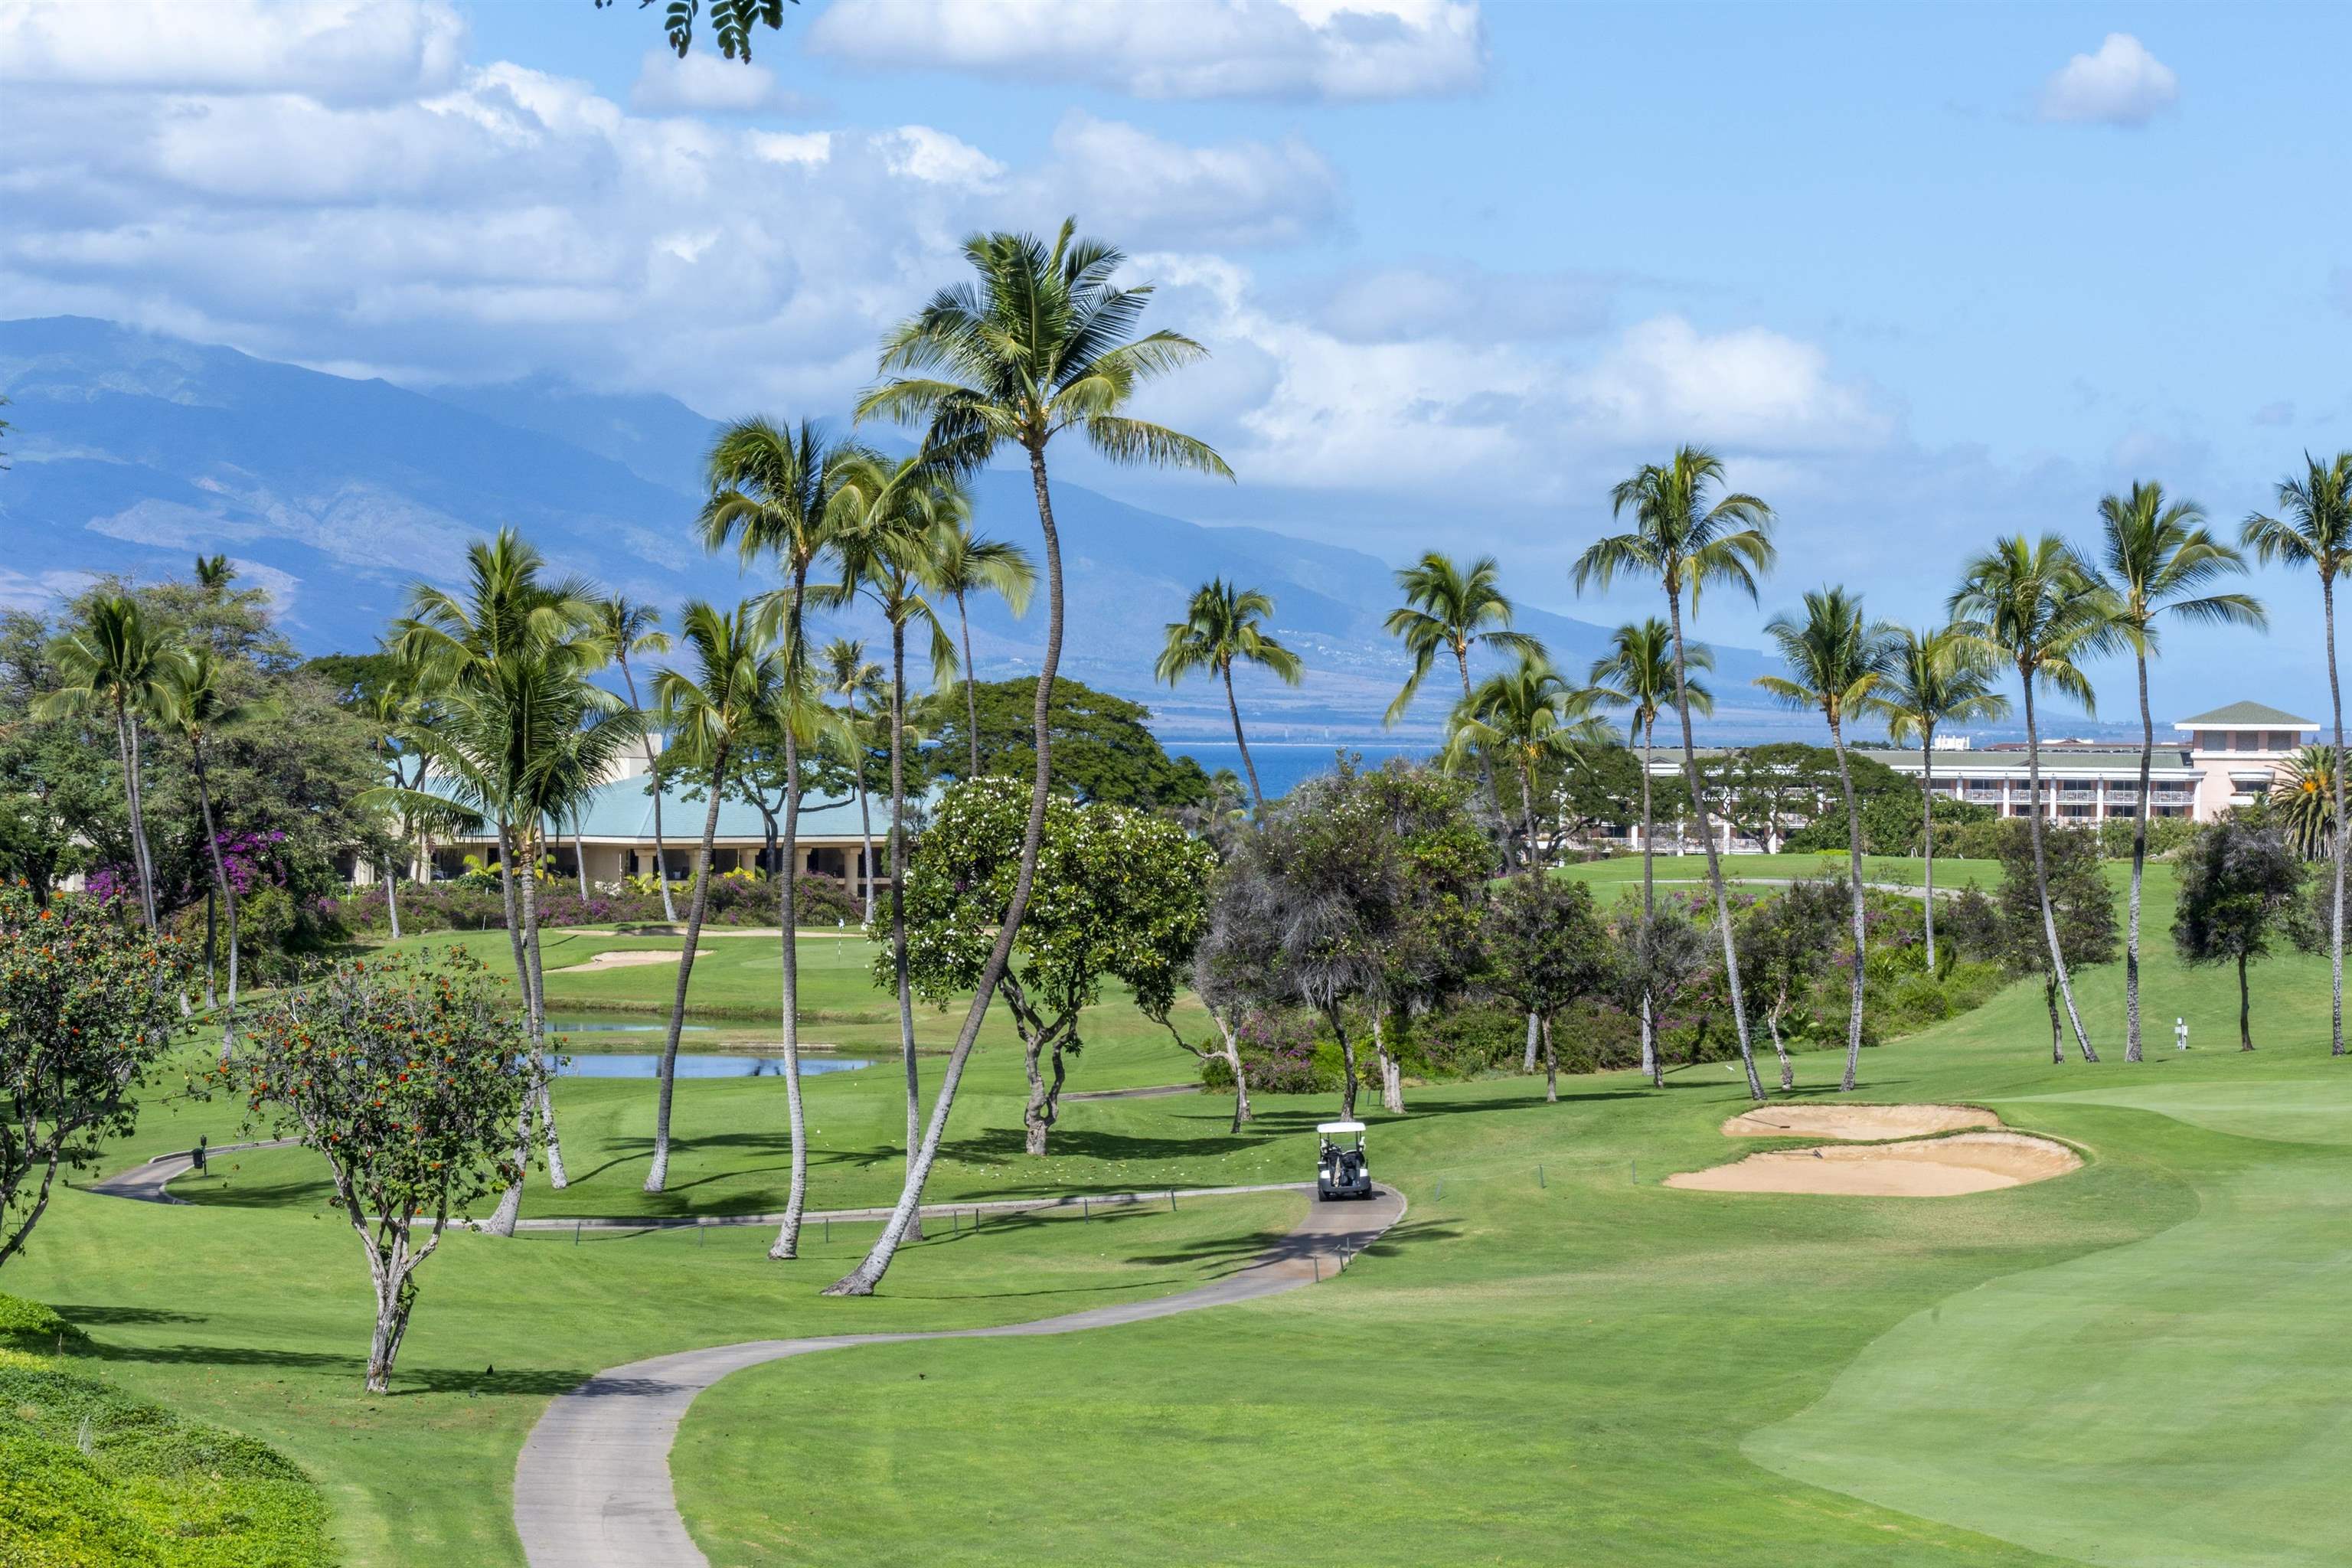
[2038,34,2178,127]
[807,0,1485,101]
[629,47,814,116]
[1021,113,1342,247]
[1312,263,1611,344]
[1566,316,1895,451]
[0,568,99,613]
[0,0,466,104]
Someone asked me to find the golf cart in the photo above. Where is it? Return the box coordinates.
[1316,1121,1374,1202]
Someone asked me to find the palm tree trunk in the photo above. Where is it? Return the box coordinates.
[887,619,923,1243]
[1921,721,1938,973]
[769,572,814,1259]
[384,854,401,941]
[486,831,554,1234]
[2126,649,2152,1063]
[622,659,678,923]
[648,753,727,1194]
[2239,949,2254,1050]
[113,701,157,930]
[956,589,984,780]
[571,814,589,899]
[1517,759,1542,877]
[2328,574,2346,1057]
[202,887,218,1010]
[1665,586,1765,1100]
[191,742,240,1060]
[854,773,877,925]
[1542,1014,1558,1103]
[1640,712,1658,1085]
[1768,1004,1794,1090]
[1828,714,1867,1093]
[2022,677,2097,1060]
[1456,645,1502,827]
[1223,660,1266,810]
[826,441,1067,1296]
[495,821,532,1011]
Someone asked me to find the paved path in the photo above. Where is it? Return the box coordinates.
[511,1183,1408,1568]
[85,1139,295,1204]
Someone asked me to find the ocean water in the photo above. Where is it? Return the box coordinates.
[1169,741,1434,801]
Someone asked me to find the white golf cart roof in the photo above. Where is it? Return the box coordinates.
[1316,1121,1367,1136]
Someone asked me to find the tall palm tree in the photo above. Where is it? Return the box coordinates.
[1155,578,1302,810]
[1951,534,2121,1063]
[596,598,678,921]
[1755,587,1895,1093]
[2243,452,2352,1056]
[1384,552,1545,819]
[36,596,179,930]
[644,601,782,1193]
[1880,624,2010,973]
[1574,446,1776,1102]
[825,455,963,1236]
[699,416,870,1259]
[1442,655,1611,874]
[820,638,888,923]
[835,217,1229,1295]
[2098,482,2266,1061]
[2271,744,2340,860]
[1589,619,1713,1085]
[193,554,236,594]
[154,649,276,1052]
[927,523,1036,778]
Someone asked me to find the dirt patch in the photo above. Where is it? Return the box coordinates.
[1666,1131,2081,1197]
[551,949,711,972]
[1723,1103,1999,1141]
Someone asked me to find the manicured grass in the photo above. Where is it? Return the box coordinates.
[1561,849,2004,893]
[33,854,2352,1566]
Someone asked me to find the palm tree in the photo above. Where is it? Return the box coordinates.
[835,216,1229,1295]
[193,554,236,594]
[1155,578,1302,810]
[1574,446,1776,1102]
[644,601,782,1194]
[1442,655,1611,874]
[2271,744,2339,860]
[596,598,678,921]
[1755,587,1895,1093]
[825,456,964,1236]
[1880,624,2010,973]
[928,523,1035,778]
[154,649,276,1053]
[1383,552,1545,818]
[36,596,179,931]
[2243,452,2352,1056]
[1951,534,2122,1063]
[1590,620,1713,1085]
[699,416,869,1259]
[2098,482,2266,1062]
[819,638,888,923]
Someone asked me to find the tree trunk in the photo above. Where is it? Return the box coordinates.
[1767,1006,1794,1091]
[2047,978,2063,1065]
[1330,1006,1359,1122]
[769,579,813,1258]
[1522,1011,1539,1073]
[1219,1015,1252,1131]
[2328,573,2346,1056]
[2239,950,2254,1050]
[521,834,558,1188]
[1223,660,1266,810]
[113,701,157,930]
[957,589,984,781]
[1920,720,1938,972]
[1517,759,1541,877]
[202,887,218,1011]
[825,440,1070,1296]
[1456,645,1502,830]
[1374,1012,1403,1114]
[365,1272,413,1396]
[1639,713,1657,1083]
[1541,1014,1558,1103]
[2126,648,2152,1062]
[1828,715,1868,1093]
[887,619,923,1243]
[191,742,239,1058]
[621,658,678,923]
[486,838,554,1233]
[1020,1022,1060,1157]
[1665,586,1765,1100]
[2022,678,2097,1060]
[571,815,588,900]
[648,747,729,1194]
[384,854,401,941]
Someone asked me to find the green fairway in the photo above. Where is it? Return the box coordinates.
[28,855,2352,1566]
[1561,849,2004,893]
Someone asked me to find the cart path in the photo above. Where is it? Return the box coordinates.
[511,1183,1408,1568]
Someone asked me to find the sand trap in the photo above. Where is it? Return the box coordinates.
[1666,1131,2081,1197]
[1723,1103,1999,1141]
[552,949,711,972]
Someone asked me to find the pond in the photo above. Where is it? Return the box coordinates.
[543,1013,877,1079]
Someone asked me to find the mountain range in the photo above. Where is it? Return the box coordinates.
[0,315,1796,743]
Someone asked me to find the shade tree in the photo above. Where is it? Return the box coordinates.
[1735,879,1845,1091]
[2171,819,2307,1051]
[1991,818,2118,1063]
[1480,877,1613,1102]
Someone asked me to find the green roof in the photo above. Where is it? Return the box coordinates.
[2174,701,2316,728]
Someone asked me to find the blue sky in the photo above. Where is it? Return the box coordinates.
[4,0,2347,725]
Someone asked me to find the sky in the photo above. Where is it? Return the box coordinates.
[4,0,2348,727]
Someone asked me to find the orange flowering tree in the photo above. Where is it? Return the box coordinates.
[0,884,189,1266]
[227,949,527,1392]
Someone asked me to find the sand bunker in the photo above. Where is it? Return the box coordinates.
[1723,1103,1999,1141]
[552,949,711,972]
[1666,1131,2081,1197]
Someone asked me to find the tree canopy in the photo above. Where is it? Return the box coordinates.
[918,677,1210,810]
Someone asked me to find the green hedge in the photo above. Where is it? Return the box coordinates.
[0,1295,330,1567]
